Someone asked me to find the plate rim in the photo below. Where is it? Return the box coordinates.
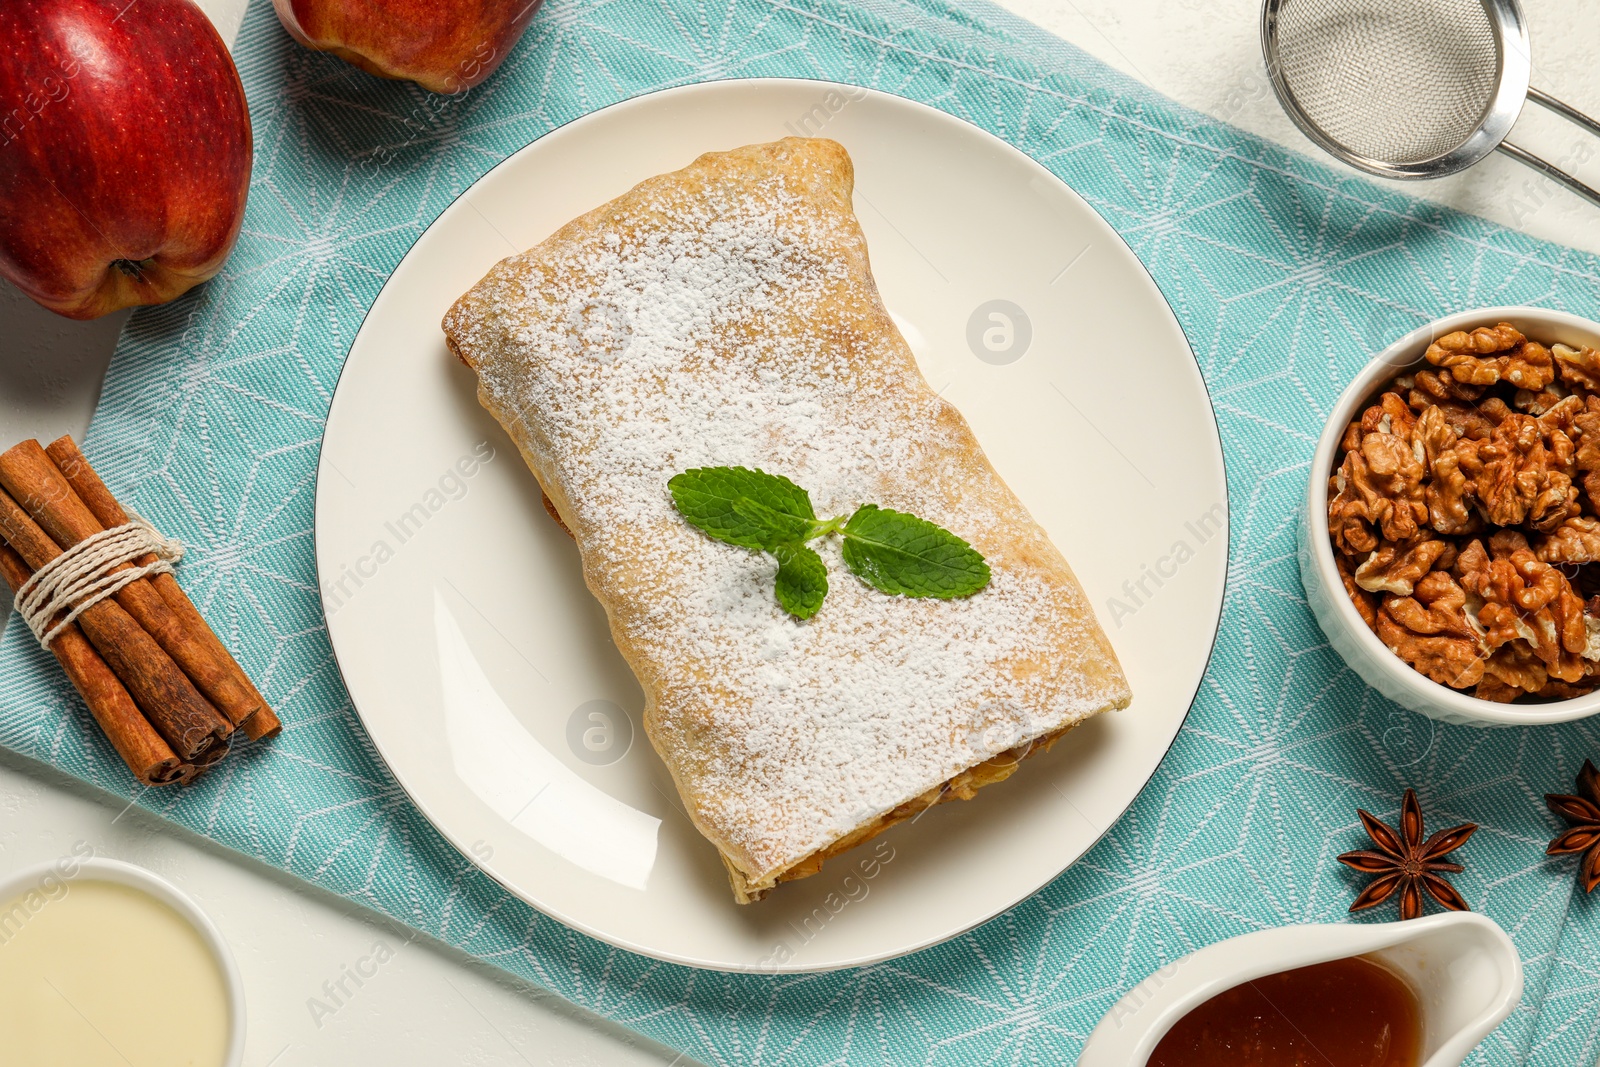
[313,76,1231,973]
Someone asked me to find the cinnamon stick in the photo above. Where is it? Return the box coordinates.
[0,542,190,786]
[0,440,268,737]
[43,437,280,740]
[0,484,230,763]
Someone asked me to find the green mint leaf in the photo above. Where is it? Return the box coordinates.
[839,504,990,599]
[730,496,814,545]
[668,466,816,550]
[773,543,828,619]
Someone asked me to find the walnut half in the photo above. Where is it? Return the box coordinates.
[1425,322,1555,390]
[1374,571,1486,689]
[1353,540,1451,596]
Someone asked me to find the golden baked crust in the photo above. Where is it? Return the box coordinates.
[442,137,1131,902]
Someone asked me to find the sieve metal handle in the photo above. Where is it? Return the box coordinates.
[1527,86,1600,143]
[1493,86,1600,211]
[1496,143,1600,211]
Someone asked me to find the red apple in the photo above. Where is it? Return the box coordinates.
[0,0,252,320]
[273,0,540,94]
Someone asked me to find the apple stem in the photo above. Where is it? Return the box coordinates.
[112,258,152,280]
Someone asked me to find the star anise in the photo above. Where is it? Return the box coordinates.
[1338,789,1478,920]
[1546,759,1600,894]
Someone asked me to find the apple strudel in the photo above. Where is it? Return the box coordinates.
[442,137,1131,902]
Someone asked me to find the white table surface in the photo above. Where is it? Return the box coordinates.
[3,2,1598,1064]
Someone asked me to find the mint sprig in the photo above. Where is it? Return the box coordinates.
[668,466,990,619]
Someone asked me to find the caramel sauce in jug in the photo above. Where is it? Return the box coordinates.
[1149,955,1422,1067]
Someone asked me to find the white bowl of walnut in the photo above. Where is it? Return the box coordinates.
[1301,306,1600,727]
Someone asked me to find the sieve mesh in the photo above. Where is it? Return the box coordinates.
[1270,0,1501,165]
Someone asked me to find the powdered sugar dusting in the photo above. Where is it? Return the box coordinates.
[445,139,1128,883]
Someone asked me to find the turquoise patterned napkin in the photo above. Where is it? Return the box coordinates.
[3,0,1598,1062]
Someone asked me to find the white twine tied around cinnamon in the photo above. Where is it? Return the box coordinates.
[13,516,184,646]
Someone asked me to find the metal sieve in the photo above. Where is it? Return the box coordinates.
[1262,0,1600,209]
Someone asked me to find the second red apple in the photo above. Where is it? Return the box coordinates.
[273,0,542,94]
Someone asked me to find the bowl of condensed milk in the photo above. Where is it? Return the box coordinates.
[0,851,245,1067]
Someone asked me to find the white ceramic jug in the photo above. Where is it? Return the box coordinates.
[1078,912,1522,1067]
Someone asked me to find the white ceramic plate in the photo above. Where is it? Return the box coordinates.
[316,79,1227,972]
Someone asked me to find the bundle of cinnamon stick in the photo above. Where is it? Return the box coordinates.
[0,436,278,785]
